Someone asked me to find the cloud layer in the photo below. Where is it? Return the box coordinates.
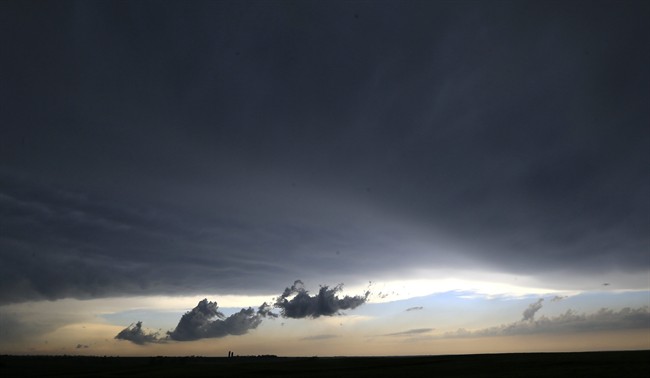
[0,1,648,304]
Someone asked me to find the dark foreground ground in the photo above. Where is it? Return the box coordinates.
[1,350,648,377]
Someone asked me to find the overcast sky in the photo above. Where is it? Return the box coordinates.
[1,0,648,355]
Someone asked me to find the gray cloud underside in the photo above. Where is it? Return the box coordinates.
[445,307,650,338]
[1,1,648,303]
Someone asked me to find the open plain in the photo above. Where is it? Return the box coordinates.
[1,350,648,378]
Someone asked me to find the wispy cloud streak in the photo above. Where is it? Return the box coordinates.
[384,328,434,337]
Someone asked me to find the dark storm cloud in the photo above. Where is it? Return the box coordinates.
[117,282,368,344]
[116,299,265,344]
[115,321,163,345]
[166,299,263,341]
[274,280,369,318]
[522,299,544,322]
[1,1,648,303]
[445,307,650,338]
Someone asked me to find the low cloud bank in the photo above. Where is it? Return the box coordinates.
[445,306,650,338]
[166,299,264,341]
[115,280,369,345]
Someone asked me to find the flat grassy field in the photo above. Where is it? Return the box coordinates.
[1,350,648,377]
